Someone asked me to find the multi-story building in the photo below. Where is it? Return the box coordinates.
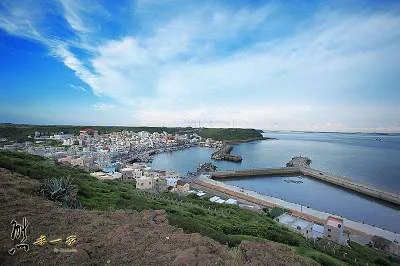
[324,216,345,245]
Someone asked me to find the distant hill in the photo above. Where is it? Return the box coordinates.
[0,123,263,142]
[198,128,263,141]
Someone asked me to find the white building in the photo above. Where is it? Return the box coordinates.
[90,172,120,180]
[312,224,325,239]
[196,191,207,197]
[209,196,220,202]
[209,196,225,204]
[166,177,178,188]
[138,131,150,138]
[275,213,313,239]
[225,199,238,205]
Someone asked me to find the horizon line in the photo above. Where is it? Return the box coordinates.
[1,122,399,135]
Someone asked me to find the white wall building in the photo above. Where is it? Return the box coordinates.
[275,213,313,239]
[166,177,178,188]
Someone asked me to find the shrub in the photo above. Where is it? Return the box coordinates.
[188,206,206,215]
[40,177,81,209]
[187,193,200,200]
[269,207,286,219]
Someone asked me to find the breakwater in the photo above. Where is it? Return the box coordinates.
[211,144,242,162]
[212,167,400,206]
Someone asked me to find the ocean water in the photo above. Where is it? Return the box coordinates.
[151,131,400,231]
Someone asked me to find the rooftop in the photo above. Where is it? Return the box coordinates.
[326,216,343,228]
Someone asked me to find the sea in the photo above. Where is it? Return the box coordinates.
[151,131,400,232]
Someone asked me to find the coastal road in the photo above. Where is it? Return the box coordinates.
[194,176,400,243]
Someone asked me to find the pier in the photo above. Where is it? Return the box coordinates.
[211,166,400,206]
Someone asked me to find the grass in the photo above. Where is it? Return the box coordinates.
[0,150,398,265]
[296,246,346,266]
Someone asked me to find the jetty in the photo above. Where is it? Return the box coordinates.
[211,157,400,206]
[211,144,242,162]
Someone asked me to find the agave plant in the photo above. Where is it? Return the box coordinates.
[40,177,81,209]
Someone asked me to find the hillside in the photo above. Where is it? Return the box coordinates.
[0,168,315,265]
[198,128,263,141]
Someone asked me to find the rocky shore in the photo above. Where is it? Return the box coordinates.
[211,144,242,162]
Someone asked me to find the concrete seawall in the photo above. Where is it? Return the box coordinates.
[212,167,301,178]
[193,177,400,243]
[211,167,400,206]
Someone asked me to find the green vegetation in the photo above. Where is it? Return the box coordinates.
[0,150,398,266]
[198,128,263,141]
[268,206,287,218]
[40,177,81,209]
[296,246,345,266]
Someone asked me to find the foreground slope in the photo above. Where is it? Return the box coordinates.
[0,168,315,265]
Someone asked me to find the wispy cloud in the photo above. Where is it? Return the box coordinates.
[93,103,115,111]
[59,0,91,33]
[70,84,87,92]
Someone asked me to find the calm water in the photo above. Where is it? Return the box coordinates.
[152,132,400,232]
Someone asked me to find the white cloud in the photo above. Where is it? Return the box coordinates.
[53,44,98,92]
[93,103,115,111]
[59,9,400,131]
[59,0,91,33]
[70,84,87,92]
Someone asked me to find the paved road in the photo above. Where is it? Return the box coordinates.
[196,176,400,243]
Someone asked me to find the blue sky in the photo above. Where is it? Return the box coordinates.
[1,0,400,132]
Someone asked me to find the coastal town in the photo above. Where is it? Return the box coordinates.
[1,127,399,258]
[0,127,223,171]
